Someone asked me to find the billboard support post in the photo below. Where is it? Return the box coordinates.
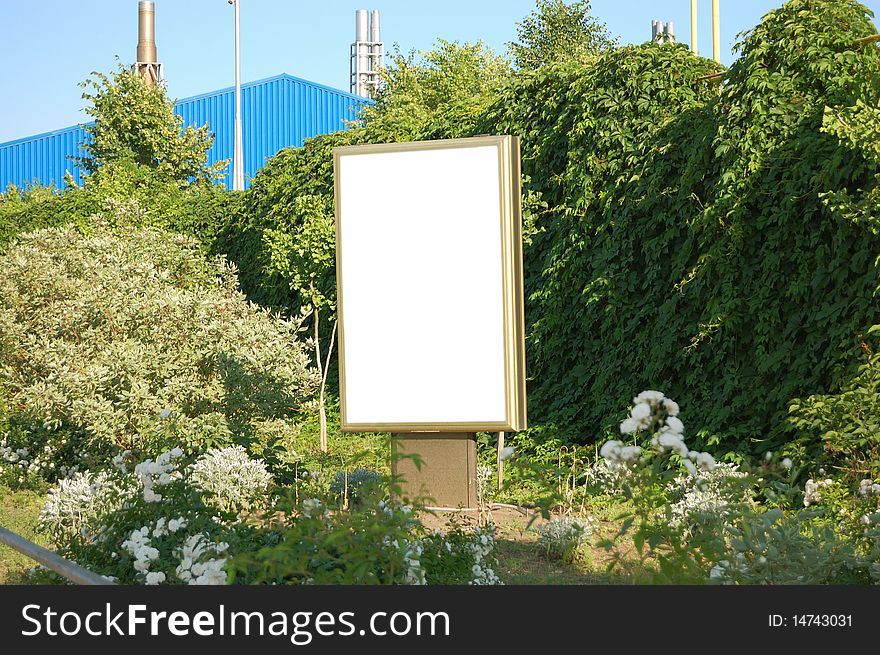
[391,433,478,510]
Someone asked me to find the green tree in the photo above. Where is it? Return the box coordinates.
[79,63,224,185]
[360,40,510,141]
[263,195,338,452]
[508,0,617,71]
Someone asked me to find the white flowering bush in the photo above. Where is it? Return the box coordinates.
[0,422,91,489]
[0,221,319,470]
[604,389,716,475]
[591,391,880,584]
[667,463,751,529]
[38,447,275,585]
[189,445,272,514]
[38,470,132,550]
[227,476,503,586]
[536,516,596,561]
[420,523,503,585]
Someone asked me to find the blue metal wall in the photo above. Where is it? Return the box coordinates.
[0,73,368,191]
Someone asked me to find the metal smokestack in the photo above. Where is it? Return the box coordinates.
[351,9,383,97]
[371,10,383,75]
[356,9,369,42]
[370,10,380,45]
[137,1,157,64]
[135,1,162,85]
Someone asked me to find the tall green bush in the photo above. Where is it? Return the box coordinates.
[192,0,880,460]
[0,210,319,468]
[487,0,880,453]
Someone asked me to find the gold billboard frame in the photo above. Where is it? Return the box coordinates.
[333,135,527,433]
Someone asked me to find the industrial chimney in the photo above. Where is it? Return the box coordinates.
[134,1,163,85]
[350,9,383,97]
[652,19,675,44]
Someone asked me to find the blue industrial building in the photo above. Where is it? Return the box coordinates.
[0,73,369,191]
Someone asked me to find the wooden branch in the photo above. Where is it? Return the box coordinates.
[851,33,880,47]
[697,70,726,83]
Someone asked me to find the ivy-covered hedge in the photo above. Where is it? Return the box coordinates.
[489,0,880,454]
[234,0,880,459]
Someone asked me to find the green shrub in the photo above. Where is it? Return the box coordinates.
[536,516,596,561]
[328,467,381,507]
[420,522,502,584]
[594,391,880,584]
[0,213,319,467]
[231,492,429,585]
[485,0,880,452]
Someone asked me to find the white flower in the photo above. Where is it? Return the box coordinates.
[656,432,688,457]
[634,390,665,404]
[499,446,515,461]
[692,451,716,472]
[781,458,792,470]
[631,402,652,421]
[152,518,167,537]
[663,399,680,416]
[160,409,172,419]
[600,440,624,459]
[619,417,640,434]
[858,479,880,497]
[764,451,773,462]
[600,440,642,464]
[664,416,684,435]
[803,478,832,506]
[145,571,166,585]
[170,447,184,458]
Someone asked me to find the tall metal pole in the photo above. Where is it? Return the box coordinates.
[691,0,698,55]
[712,0,721,64]
[230,0,244,191]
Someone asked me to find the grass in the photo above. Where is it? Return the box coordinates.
[0,484,46,584]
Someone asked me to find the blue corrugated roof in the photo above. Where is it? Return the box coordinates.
[0,73,369,191]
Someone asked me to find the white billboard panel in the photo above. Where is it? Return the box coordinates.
[333,136,526,432]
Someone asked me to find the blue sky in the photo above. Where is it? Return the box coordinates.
[1,0,878,143]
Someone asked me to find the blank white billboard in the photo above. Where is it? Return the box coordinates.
[333,136,526,432]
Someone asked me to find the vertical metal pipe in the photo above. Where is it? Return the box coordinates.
[712,0,721,63]
[652,19,659,43]
[137,1,157,63]
[370,10,380,44]
[355,9,368,42]
[356,9,369,97]
[136,1,158,85]
[232,0,244,191]
[371,10,381,75]
[664,20,674,42]
[691,0,698,54]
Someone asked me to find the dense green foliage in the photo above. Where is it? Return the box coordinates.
[79,64,223,184]
[0,214,319,475]
[1,65,233,256]
[220,0,880,463]
[489,0,880,455]
[360,40,510,141]
[508,0,617,70]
